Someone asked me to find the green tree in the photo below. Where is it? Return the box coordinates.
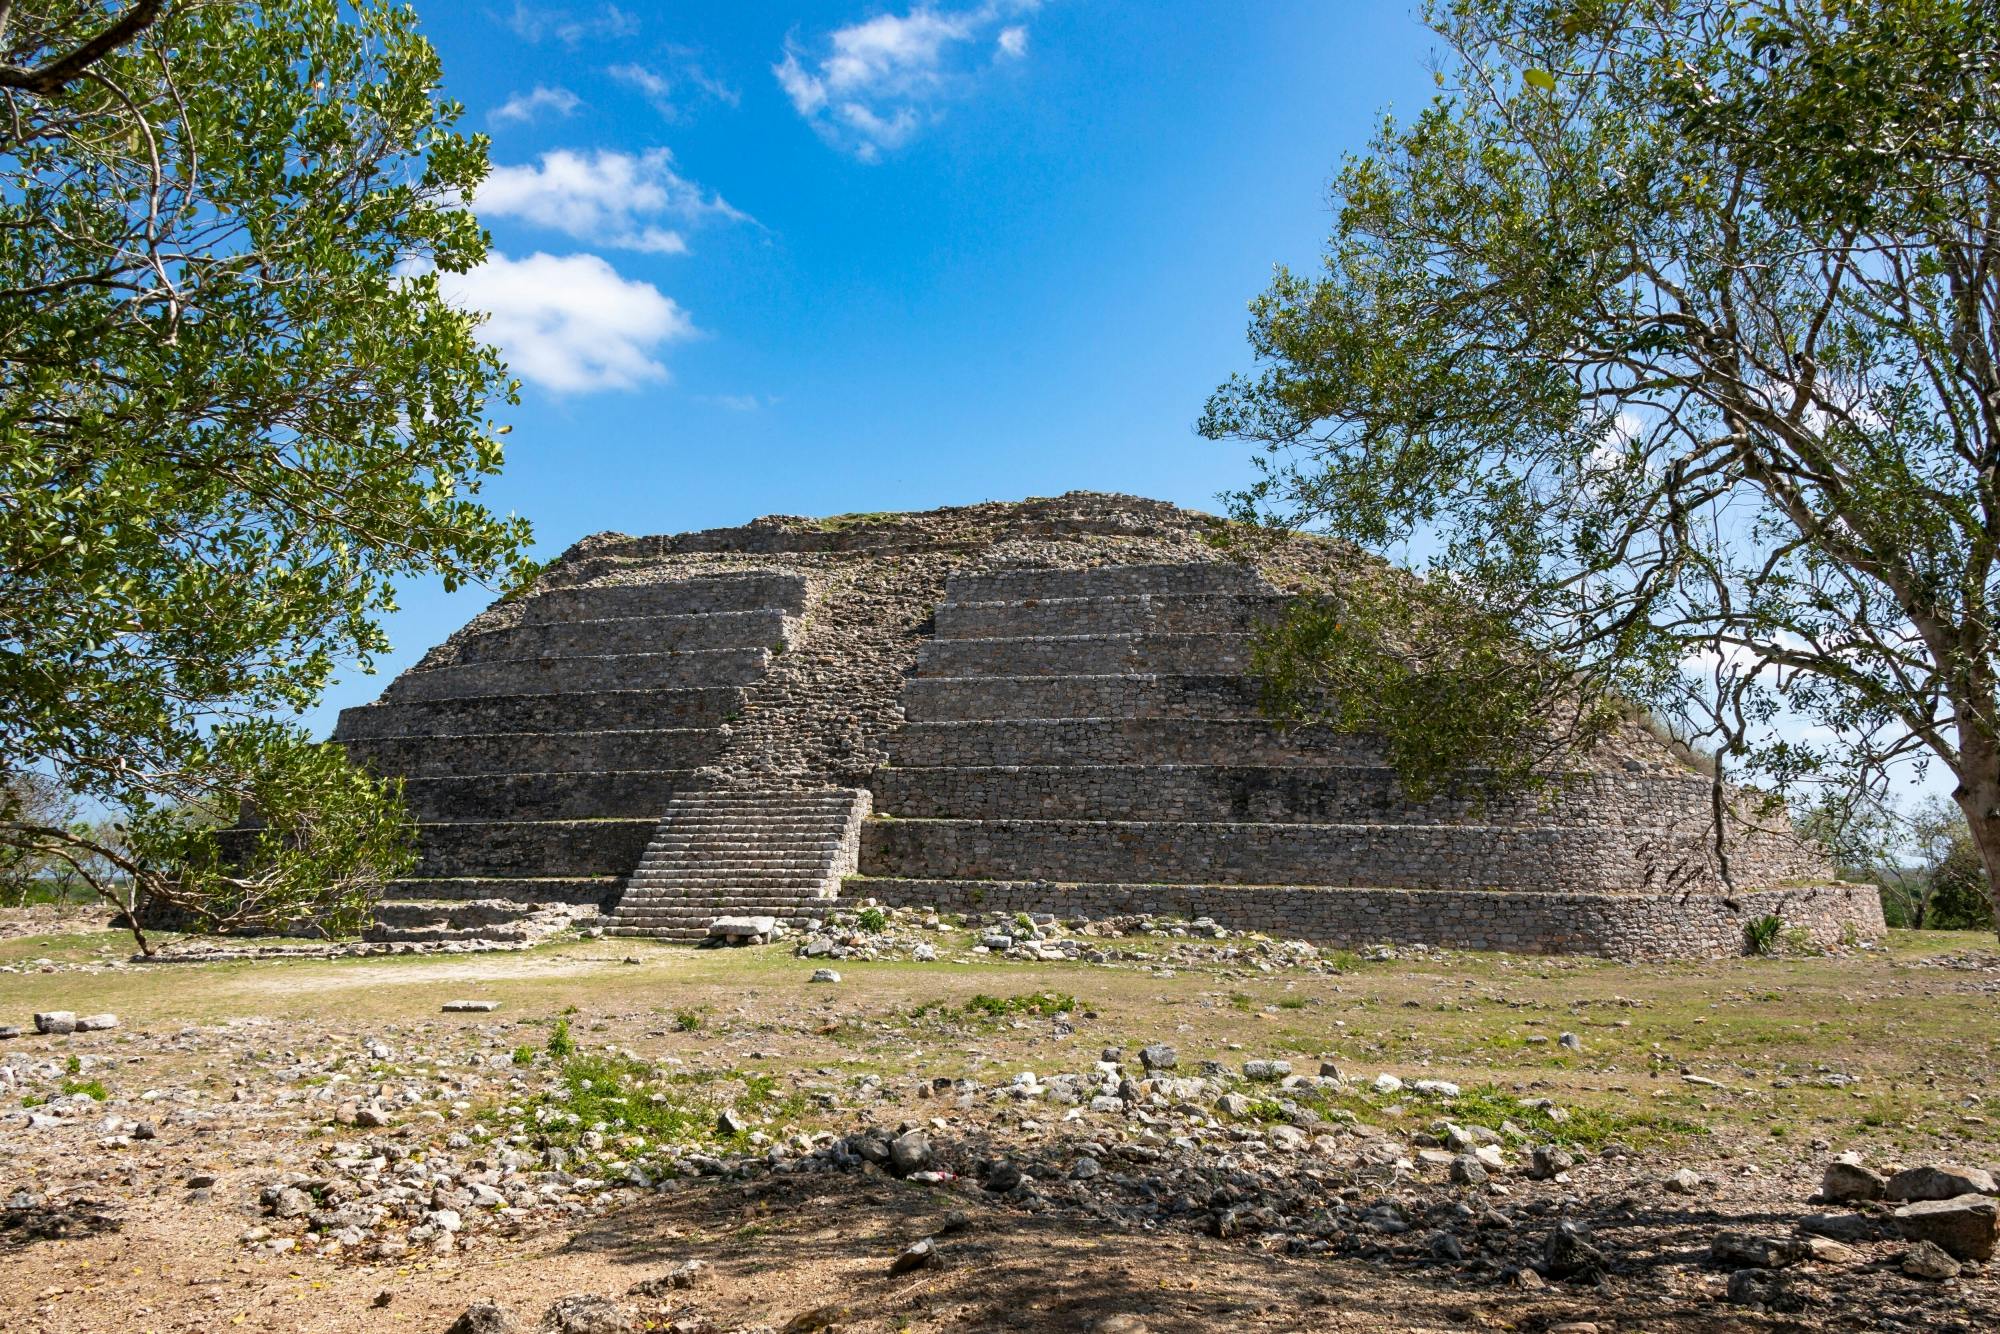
[1203,0,2000,924]
[0,1,529,945]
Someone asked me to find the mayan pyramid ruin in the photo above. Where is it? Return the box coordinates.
[330,492,1883,957]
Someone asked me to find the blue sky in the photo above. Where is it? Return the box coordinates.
[308,1,1443,732]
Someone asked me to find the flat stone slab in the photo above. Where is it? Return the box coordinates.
[442,1001,502,1013]
[709,916,779,943]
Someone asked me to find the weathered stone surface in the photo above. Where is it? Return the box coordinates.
[1893,1194,1999,1260]
[1712,1232,1811,1269]
[1823,1159,1887,1202]
[446,1303,521,1334]
[537,1293,631,1333]
[1885,1164,1997,1202]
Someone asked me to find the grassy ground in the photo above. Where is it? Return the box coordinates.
[5,923,1996,1163]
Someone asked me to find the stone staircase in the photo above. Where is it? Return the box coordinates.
[603,788,871,939]
[331,572,810,939]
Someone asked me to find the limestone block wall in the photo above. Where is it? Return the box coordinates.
[886,719,1384,768]
[854,879,1885,960]
[864,816,1745,892]
[935,593,1287,639]
[903,674,1261,722]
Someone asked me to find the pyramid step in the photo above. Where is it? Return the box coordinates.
[868,764,1704,826]
[934,592,1286,640]
[456,609,792,663]
[901,673,1261,723]
[344,729,725,776]
[885,718,1377,768]
[382,877,616,906]
[858,817,1726,893]
[334,687,746,739]
[384,648,770,703]
[518,572,810,624]
[945,563,1263,603]
[399,769,694,821]
[914,632,1254,679]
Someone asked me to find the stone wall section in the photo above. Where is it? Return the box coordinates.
[853,878,1886,960]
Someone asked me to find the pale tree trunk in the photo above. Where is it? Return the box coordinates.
[1950,723,2000,941]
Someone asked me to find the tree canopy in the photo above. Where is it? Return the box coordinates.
[0,0,529,943]
[1204,0,2000,914]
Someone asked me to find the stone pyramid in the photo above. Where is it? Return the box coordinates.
[330,492,1881,957]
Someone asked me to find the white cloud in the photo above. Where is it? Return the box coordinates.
[437,251,694,393]
[609,63,670,99]
[610,52,741,121]
[476,148,750,254]
[775,2,1041,159]
[489,85,581,126]
[504,2,638,47]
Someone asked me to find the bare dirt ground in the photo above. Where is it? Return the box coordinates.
[1,909,1995,1333]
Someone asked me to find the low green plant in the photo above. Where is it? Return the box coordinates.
[547,1017,576,1059]
[510,1044,535,1066]
[1745,914,1784,956]
[964,991,1078,1020]
[672,1007,706,1033]
[855,906,887,933]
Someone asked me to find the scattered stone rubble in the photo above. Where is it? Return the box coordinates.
[5,1002,1995,1334]
[789,901,1363,975]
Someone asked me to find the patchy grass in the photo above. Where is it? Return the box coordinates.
[499,1045,812,1168]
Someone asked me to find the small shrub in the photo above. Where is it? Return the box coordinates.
[547,1017,576,1059]
[964,991,1077,1020]
[510,1044,535,1066]
[61,1079,108,1101]
[672,1007,705,1033]
[1744,914,1783,956]
[855,906,887,933]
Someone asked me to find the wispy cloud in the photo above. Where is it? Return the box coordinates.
[610,49,741,121]
[437,251,694,393]
[503,2,638,47]
[489,85,581,127]
[774,2,1042,160]
[476,149,751,255]
[701,393,774,413]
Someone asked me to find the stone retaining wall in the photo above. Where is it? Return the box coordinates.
[886,719,1384,768]
[336,687,746,739]
[861,816,1823,892]
[915,632,1255,678]
[382,647,770,703]
[456,609,791,662]
[903,673,1261,722]
[344,728,724,776]
[851,877,1886,960]
[871,763,1809,845]
[935,593,1287,639]
[397,770,692,822]
[520,573,809,624]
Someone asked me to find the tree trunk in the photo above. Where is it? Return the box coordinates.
[1950,734,2000,941]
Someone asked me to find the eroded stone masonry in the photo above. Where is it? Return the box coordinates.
[330,493,1882,958]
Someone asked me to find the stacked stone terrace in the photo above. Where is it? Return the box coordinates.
[326,492,1882,957]
[331,571,810,939]
[849,563,1878,955]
